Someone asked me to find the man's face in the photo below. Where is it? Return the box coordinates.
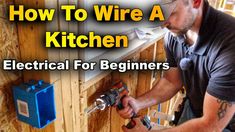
[165,0,198,36]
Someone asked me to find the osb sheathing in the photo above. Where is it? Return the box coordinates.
[0,1,23,131]
[0,85,23,132]
[0,18,21,85]
[0,0,21,85]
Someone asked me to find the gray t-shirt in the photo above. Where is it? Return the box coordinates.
[164,2,235,117]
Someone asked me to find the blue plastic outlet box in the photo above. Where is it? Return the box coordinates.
[13,80,56,129]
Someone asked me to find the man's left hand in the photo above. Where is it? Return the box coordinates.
[122,118,149,132]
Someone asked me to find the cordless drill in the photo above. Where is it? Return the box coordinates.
[85,81,151,130]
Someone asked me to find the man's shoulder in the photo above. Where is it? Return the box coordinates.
[207,9,235,69]
[208,8,235,50]
[212,8,235,35]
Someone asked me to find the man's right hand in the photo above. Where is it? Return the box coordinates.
[116,96,140,119]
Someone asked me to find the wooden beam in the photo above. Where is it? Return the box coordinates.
[14,0,57,131]
[80,91,88,132]
[136,44,155,116]
[52,80,65,132]
[70,51,81,132]
[15,0,50,81]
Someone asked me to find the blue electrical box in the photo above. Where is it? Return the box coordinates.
[13,80,56,129]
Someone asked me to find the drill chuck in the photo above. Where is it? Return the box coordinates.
[95,98,106,110]
[85,81,151,130]
[91,81,128,112]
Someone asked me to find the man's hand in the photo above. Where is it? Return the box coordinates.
[117,96,140,119]
[122,118,148,132]
[117,67,182,119]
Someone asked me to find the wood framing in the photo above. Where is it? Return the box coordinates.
[13,0,81,132]
[0,0,173,131]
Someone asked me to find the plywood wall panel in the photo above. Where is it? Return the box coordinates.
[0,80,24,132]
[0,0,23,131]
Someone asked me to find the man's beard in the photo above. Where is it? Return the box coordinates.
[166,26,189,36]
[167,11,196,36]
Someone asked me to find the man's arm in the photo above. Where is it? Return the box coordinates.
[155,92,235,132]
[117,67,182,118]
[118,32,182,118]
[136,67,183,110]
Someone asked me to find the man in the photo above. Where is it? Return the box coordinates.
[117,0,235,131]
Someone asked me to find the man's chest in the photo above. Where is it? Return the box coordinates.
[172,43,213,93]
